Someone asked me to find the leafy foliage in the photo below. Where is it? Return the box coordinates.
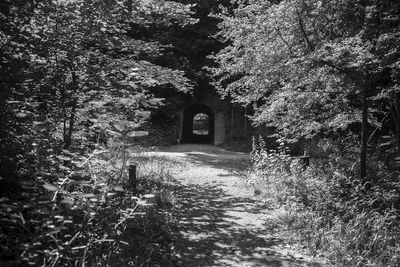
[0,0,196,178]
[211,0,400,143]
[1,0,194,150]
[1,145,182,266]
[246,136,400,266]
[0,0,196,265]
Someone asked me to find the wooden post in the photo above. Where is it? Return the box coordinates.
[129,165,137,192]
[231,107,234,144]
[299,155,311,170]
[244,106,247,138]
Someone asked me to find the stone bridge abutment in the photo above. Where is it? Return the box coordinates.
[177,89,250,146]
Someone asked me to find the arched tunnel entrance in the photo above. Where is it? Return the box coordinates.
[181,104,214,144]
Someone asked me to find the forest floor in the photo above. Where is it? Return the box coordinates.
[153,144,329,267]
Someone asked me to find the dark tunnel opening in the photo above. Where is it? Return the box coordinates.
[181,104,214,144]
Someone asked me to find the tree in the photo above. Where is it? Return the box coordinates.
[211,0,400,179]
[0,0,196,180]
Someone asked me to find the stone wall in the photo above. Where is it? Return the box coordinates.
[178,87,253,148]
[145,83,257,149]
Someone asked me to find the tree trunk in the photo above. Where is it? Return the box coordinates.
[64,63,78,149]
[64,97,77,149]
[296,9,315,52]
[392,92,400,152]
[360,85,368,180]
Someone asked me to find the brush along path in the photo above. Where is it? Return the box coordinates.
[156,144,328,267]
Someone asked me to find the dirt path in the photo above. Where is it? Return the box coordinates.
[157,144,327,267]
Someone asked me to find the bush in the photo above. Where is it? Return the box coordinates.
[246,136,400,266]
[0,145,180,266]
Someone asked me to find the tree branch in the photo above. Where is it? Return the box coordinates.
[296,9,314,52]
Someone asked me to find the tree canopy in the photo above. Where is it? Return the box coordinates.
[0,0,199,178]
[212,0,400,139]
[211,0,400,178]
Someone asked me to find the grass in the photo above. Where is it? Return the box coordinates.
[244,138,400,267]
[0,145,184,266]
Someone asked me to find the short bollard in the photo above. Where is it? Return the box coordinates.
[299,155,311,169]
[129,165,137,192]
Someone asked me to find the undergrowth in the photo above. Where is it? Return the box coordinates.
[0,144,182,266]
[246,136,400,267]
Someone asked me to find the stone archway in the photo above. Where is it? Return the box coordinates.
[181,104,215,144]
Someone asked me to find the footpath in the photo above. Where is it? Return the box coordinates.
[156,144,328,267]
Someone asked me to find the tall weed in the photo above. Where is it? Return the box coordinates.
[0,145,180,266]
[246,136,400,266]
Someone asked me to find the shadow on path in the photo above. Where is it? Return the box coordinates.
[171,183,323,267]
[159,145,325,266]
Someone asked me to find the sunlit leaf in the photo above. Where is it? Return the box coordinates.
[114,122,127,131]
[76,193,96,198]
[106,129,122,137]
[112,185,124,192]
[148,98,164,105]
[119,98,134,105]
[136,111,151,118]
[42,183,59,192]
[56,155,71,161]
[379,142,392,147]
[16,112,30,118]
[128,131,148,137]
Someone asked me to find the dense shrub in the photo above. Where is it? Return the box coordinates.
[0,145,180,266]
[246,136,400,266]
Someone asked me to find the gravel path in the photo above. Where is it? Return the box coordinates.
[158,144,328,267]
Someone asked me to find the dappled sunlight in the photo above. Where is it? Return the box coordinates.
[169,182,323,267]
[154,144,327,266]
